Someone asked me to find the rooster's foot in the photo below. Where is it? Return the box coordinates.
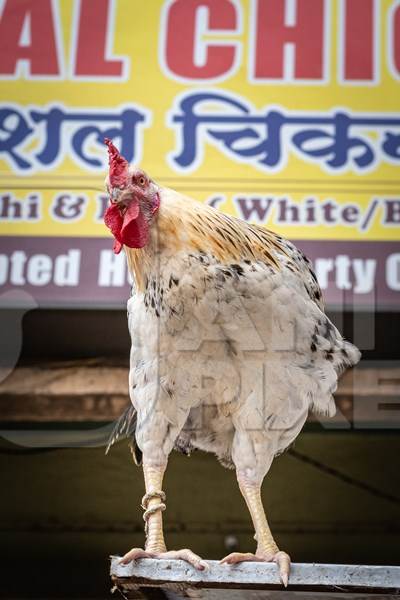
[119,547,208,571]
[220,550,290,587]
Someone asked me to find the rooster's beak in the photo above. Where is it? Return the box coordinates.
[110,187,122,204]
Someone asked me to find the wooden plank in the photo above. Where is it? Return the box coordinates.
[110,557,400,595]
[0,362,128,421]
[0,363,398,422]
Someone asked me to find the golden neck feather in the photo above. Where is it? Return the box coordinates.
[124,187,287,292]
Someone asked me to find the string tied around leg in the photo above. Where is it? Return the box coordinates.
[141,490,166,536]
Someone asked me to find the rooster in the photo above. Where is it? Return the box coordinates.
[104,139,360,586]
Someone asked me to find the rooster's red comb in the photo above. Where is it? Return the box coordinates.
[104,138,129,189]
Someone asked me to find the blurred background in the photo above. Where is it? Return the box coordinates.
[0,0,399,598]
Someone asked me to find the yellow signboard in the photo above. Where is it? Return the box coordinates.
[0,0,399,306]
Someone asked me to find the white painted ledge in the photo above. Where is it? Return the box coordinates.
[111,557,400,593]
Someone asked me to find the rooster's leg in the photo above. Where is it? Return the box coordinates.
[120,462,208,570]
[221,476,290,586]
[142,463,167,553]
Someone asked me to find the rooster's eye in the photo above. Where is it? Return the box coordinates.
[138,176,146,186]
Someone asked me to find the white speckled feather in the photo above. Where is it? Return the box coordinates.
[122,188,360,478]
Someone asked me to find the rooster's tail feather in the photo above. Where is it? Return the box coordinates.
[105,404,142,464]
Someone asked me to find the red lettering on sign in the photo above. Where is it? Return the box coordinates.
[164,0,239,80]
[73,0,126,78]
[252,0,325,81]
[390,2,400,77]
[0,0,60,77]
[342,0,375,81]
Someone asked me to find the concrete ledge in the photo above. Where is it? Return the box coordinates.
[2,363,399,423]
[110,557,400,596]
